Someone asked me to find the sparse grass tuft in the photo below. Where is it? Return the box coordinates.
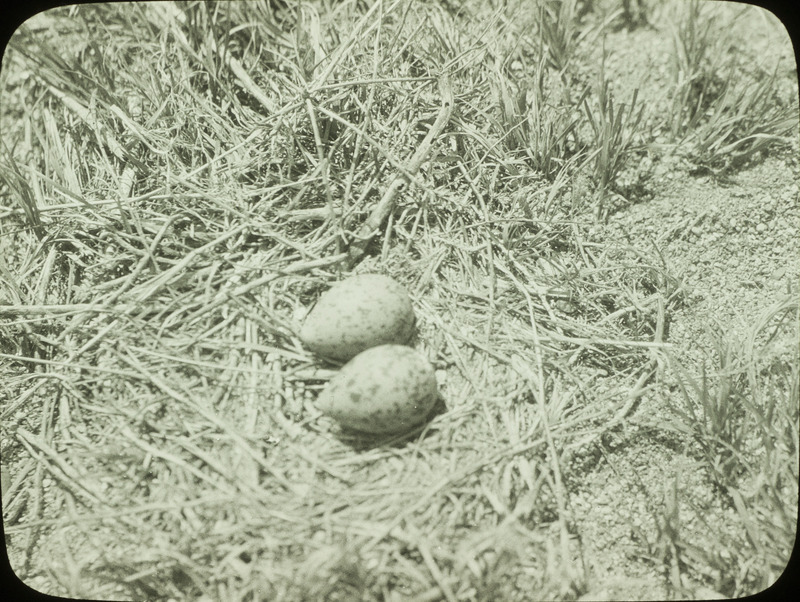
[666,0,731,140]
[539,0,585,73]
[659,297,799,595]
[665,0,797,170]
[490,52,587,182]
[581,48,646,200]
[688,59,798,170]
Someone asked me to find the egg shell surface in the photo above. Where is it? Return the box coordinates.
[299,274,416,362]
[315,344,438,434]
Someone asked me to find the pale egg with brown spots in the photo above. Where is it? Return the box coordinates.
[299,274,416,363]
[315,344,438,434]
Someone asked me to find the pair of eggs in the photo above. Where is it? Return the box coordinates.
[299,274,438,435]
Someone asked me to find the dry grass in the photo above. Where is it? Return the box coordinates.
[1,1,797,600]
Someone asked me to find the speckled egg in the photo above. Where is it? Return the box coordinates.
[315,344,438,434]
[299,274,416,363]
